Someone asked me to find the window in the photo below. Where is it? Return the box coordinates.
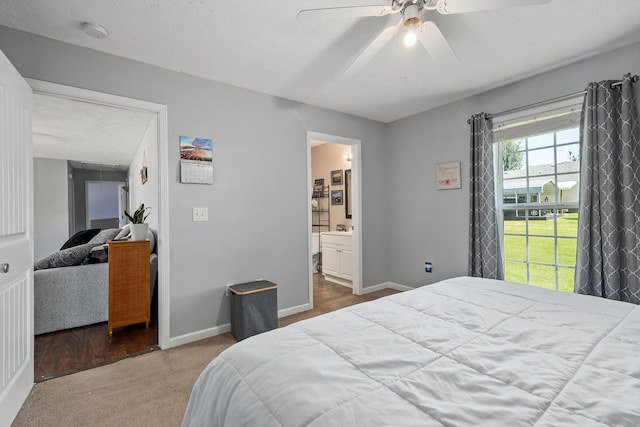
[494,99,582,292]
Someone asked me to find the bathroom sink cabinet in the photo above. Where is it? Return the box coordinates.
[321,232,352,287]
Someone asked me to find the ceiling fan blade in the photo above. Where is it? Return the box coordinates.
[343,21,399,76]
[436,0,551,14]
[418,21,459,68]
[297,3,395,22]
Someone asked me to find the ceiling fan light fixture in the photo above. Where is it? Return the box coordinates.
[403,20,419,46]
[402,4,421,47]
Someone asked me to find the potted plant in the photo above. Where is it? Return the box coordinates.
[124,203,151,240]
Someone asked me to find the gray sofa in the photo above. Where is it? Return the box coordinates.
[34,229,158,335]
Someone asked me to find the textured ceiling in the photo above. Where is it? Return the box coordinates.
[32,93,154,167]
[2,1,640,122]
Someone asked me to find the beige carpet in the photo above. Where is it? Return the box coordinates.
[13,333,236,427]
[13,281,398,426]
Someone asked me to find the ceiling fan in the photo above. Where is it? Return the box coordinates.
[297,0,552,75]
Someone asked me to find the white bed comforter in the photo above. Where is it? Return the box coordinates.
[183,276,640,426]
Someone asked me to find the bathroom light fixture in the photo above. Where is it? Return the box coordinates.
[344,153,352,162]
[82,22,109,39]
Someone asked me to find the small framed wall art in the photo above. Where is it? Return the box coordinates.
[331,169,343,186]
[313,178,325,198]
[331,189,343,205]
[435,161,461,190]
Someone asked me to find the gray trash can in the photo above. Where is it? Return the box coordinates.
[229,280,278,341]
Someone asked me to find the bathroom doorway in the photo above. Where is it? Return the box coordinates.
[306,131,362,310]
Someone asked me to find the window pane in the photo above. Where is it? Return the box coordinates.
[557,128,579,145]
[504,218,526,235]
[530,264,557,290]
[558,238,577,267]
[557,143,580,163]
[527,214,555,236]
[557,212,578,237]
[502,142,526,174]
[528,147,555,167]
[529,236,555,264]
[504,235,526,261]
[505,261,527,285]
[528,133,554,149]
[558,268,575,293]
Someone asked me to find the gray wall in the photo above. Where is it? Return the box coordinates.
[386,41,640,288]
[33,158,68,260]
[0,26,389,338]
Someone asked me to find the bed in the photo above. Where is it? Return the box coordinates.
[182,276,640,426]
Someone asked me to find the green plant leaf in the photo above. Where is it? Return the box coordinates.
[124,203,151,224]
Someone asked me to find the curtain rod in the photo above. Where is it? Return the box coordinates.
[466,74,639,124]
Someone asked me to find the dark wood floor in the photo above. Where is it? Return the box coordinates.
[34,298,158,382]
[35,275,397,382]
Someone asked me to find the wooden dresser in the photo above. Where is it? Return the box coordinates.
[108,240,150,335]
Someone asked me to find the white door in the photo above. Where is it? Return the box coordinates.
[0,49,34,426]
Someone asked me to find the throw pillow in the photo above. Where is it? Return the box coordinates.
[113,224,131,241]
[34,243,96,271]
[83,244,109,264]
[59,228,101,250]
[88,228,121,245]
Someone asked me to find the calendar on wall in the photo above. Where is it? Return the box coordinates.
[180,135,213,184]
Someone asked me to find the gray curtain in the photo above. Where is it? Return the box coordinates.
[468,113,503,279]
[575,74,640,304]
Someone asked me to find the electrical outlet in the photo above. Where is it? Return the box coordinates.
[192,207,208,222]
[425,261,433,273]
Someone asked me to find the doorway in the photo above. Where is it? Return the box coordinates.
[306,131,362,310]
[28,79,170,379]
[86,180,126,229]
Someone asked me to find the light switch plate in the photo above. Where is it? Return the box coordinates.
[193,207,208,222]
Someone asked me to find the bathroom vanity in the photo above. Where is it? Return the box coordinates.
[321,231,352,287]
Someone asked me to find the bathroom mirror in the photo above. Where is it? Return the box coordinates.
[345,169,352,219]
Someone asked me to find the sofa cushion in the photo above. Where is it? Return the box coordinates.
[34,242,96,271]
[88,228,121,245]
[60,228,101,250]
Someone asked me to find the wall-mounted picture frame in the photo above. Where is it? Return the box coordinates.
[140,150,148,185]
[313,178,325,198]
[140,166,148,185]
[331,189,343,205]
[331,169,343,186]
[436,161,461,190]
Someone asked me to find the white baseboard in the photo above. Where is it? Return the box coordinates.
[168,323,231,349]
[278,303,311,318]
[167,303,313,348]
[386,282,414,292]
[361,281,414,294]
